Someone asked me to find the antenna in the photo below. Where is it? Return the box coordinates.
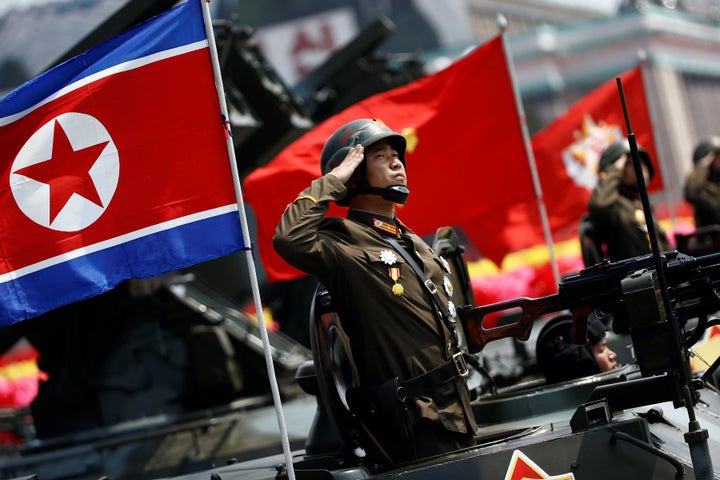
[616,77,714,480]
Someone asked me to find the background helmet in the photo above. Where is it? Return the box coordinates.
[535,314,607,383]
[320,118,407,175]
[692,136,720,165]
[598,140,654,179]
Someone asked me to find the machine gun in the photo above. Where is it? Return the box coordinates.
[460,78,718,480]
[458,249,720,382]
[458,249,720,479]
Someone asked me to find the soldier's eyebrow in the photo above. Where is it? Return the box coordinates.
[366,142,392,154]
[366,145,383,153]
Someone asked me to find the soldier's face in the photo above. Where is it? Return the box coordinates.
[592,338,618,372]
[621,156,650,187]
[710,152,720,173]
[364,140,406,188]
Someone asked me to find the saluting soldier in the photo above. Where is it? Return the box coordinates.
[587,141,671,261]
[273,118,477,463]
[684,136,720,228]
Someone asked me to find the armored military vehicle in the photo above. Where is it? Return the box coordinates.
[131,223,720,480]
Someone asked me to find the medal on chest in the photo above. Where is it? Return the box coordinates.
[440,256,452,274]
[379,250,398,265]
[634,208,646,224]
[388,267,404,296]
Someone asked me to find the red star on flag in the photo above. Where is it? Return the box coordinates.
[14,120,109,223]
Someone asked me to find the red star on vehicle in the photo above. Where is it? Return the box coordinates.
[709,326,720,339]
[505,450,574,480]
[14,120,110,224]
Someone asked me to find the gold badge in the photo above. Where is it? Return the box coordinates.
[388,267,404,296]
[634,208,647,228]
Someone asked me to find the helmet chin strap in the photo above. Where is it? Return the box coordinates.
[352,184,410,205]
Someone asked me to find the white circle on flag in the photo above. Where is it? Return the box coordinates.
[10,112,119,232]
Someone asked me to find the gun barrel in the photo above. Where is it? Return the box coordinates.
[668,251,720,271]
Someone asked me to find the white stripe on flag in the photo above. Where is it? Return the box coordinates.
[0,203,239,283]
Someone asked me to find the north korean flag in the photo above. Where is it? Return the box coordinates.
[0,0,244,326]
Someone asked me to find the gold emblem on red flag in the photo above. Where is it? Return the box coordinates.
[562,114,623,191]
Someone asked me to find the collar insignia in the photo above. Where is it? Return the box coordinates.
[372,217,398,236]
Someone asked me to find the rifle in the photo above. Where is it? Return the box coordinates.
[458,250,720,359]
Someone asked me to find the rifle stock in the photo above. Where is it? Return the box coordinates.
[459,295,592,354]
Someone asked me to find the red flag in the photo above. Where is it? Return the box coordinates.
[244,35,537,283]
[530,66,660,238]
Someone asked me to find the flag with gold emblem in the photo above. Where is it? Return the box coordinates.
[244,34,536,283]
[530,66,660,237]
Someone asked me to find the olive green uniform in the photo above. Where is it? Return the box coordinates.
[588,167,671,261]
[684,163,720,228]
[273,174,477,460]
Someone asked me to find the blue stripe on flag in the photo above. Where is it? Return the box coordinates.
[0,211,244,327]
[0,0,206,117]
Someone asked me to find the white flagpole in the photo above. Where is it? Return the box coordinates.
[498,14,561,286]
[199,1,297,478]
[639,55,677,230]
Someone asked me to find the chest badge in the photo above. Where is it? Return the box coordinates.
[388,267,404,296]
[634,208,648,229]
[443,276,454,297]
[379,250,398,265]
[440,256,452,274]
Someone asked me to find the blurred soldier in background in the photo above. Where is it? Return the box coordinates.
[587,141,671,261]
[684,136,720,228]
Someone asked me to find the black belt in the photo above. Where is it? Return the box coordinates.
[396,352,469,401]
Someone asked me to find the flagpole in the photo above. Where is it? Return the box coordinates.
[199,1,297,479]
[498,15,561,286]
[639,55,677,230]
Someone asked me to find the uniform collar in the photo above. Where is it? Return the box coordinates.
[347,209,400,237]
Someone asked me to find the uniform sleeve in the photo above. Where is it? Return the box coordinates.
[273,174,348,276]
[588,168,623,223]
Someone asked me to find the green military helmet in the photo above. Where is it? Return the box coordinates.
[598,140,654,179]
[320,118,407,175]
[692,136,720,165]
